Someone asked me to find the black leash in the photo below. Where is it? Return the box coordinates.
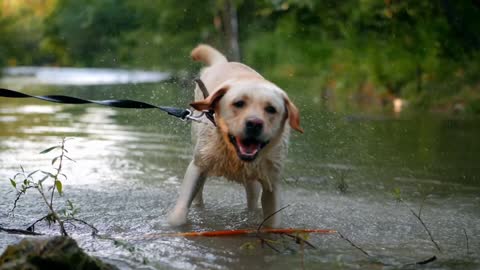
[0,87,192,118]
[0,79,215,125]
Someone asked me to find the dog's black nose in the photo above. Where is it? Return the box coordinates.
[245,118,264,137]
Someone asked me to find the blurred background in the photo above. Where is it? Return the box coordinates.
[1,0,480,113]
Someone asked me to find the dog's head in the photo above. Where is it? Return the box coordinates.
[191,80,302,162]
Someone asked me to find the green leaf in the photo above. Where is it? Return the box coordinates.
[40,146,59,154]
[9,178,16,188]
[392,187,402,202]
[27,170,39,179]
[64,155,76,162]
[240,241,257,250]
[67,199,74,209]
[46,213,55,225]
[38,174,49,183]
[55,180,63,195]
[41,171,55,178]
[51,156,60,166]
[13,172,23,180]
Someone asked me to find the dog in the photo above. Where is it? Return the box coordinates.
[167,44,302,228]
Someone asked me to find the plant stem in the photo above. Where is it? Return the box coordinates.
[337,231,370,257]
[463,228,469,254]
[50,138,66,206]
[63,218,99,235]
[38,186,68,236]
[43,138,68,236]
[406,203,441,252]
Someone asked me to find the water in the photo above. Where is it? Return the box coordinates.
[2,67,170,86]
[0,72,479,269]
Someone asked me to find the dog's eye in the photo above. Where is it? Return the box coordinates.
[265,105,277,114]
[233,100,245,108]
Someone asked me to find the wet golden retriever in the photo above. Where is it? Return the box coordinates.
[167,44,302,228]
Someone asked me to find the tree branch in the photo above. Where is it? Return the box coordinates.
[408,208,441,252]
[0,225,43,236]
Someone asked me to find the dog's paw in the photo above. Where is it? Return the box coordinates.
[167,208,188,226]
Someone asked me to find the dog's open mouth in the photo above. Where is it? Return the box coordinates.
[229,134,268,162]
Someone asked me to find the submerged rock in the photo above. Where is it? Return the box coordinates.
[0,236,117,270]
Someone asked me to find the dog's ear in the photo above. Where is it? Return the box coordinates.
[284,97,303,133]
[190,85,229,111]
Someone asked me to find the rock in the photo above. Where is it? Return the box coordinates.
[0,236,118,270]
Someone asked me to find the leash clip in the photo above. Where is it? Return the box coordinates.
[183,109,205,122]
[183,109,216,126]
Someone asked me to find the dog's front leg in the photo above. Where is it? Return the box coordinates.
[261,180,282,228]
[244,180,261,210]
[167,160,206,226]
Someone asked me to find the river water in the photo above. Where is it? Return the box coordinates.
[0,72,479,269]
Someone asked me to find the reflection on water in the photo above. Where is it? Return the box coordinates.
[1,66,170,86]
[0,81,479,269]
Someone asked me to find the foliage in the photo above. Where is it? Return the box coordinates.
[1,0,480,112]
[41,0,219,69]
[7,138,94,236]
[0,0,58,66]
[242,0,480,112]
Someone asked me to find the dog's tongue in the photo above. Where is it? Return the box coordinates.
[236,137,260,156]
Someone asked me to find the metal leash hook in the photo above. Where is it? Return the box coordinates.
[182,109,206,122]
